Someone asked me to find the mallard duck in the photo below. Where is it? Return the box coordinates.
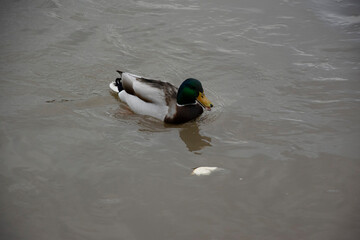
[109,71,213,124]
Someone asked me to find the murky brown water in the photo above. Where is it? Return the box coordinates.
[1,0,360,239]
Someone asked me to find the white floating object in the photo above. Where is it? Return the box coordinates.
[191,167,221,176]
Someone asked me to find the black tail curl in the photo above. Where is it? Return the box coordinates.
[115,70,124,92]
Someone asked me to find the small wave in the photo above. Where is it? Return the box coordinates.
[310,99,341,104]
[221,139,248,145]
[279,117,304,123]
[136,1,199,10]
[313,77,348,81]
[320,11,360,26]
[293,62,336,70]
[259,24,288,30]
[196,85,225,124]
[290,47,314,57]
[209,7,262,14]
[236,7,263,14]
[237,35,284,47]
[51,0,62,8]
[97,198,121,205]
[277,16,295,19]
[216,47,248,55]
[310,98,360,103]
[105,24,139,59]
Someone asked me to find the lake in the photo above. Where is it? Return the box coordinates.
[1,0,360,239]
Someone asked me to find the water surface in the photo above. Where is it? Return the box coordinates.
[1,0,360,239]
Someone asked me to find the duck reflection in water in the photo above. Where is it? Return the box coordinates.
[179,123,212,153]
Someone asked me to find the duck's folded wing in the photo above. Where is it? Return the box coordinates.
[118,90,169,121]
[122,72,176,105]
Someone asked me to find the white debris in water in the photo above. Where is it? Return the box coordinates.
[191,167,221,176]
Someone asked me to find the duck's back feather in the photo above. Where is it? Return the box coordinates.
[122,73,177,106]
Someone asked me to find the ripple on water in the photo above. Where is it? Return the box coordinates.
[293,62,337,71]
[135,1,199,10]
[312,77,348,81]
[320,11,360,26]
[197,86,226,125]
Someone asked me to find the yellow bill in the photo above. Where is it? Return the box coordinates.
[197,92,213,111]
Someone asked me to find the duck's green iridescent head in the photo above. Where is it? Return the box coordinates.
[177,78,213,110]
